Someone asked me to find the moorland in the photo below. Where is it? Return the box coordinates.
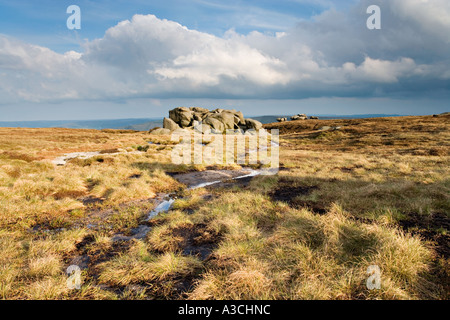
[0,114,448,299]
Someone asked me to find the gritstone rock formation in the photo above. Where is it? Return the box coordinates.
[157,107,263,134]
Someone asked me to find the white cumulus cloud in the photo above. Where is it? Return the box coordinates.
[0,0,449,104]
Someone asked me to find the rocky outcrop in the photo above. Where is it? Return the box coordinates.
[150,128,171,135]
[163,117,180,131]
[291,114,308,121]
[245,119,263,131]
[159,107,263,134]
[316,126,341,131]
[278,114,319,121]
[169,107,193,127]
[204,117,225,133]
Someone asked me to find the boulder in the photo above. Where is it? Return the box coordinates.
[190,107,209,113]
[169,107,194,128]
[163,117,180,131]
[150,128,171,135]
[277,117,287,122]
[194,123,212,134]
[235,111,245,124]
[166,106,265,133]
[193,113,203,121]
[245,119,263,131]
[204,117,225,133]
[210,111,236,130]
[317,126,340,131]
[310,116,319,120]
[172,128,193,135]
[200,112,212,120]
[291,114,307,121]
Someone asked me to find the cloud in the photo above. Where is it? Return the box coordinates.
[0,0,449,105]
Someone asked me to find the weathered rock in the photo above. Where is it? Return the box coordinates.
[194,123,212,134]
[277,117,287,122]
[163,117,180,131]
[316,126,341,131]
[166,107,266,133]
[169,107,194,127]
[235,111,245,124]
[226,128,245,135]
[173,128,193,135]
[291,114,307,121]
[210,111,236,130]
[150,128,171,135]
[195,113,207,122]
[310,116,319,120]
[245,119,263,131]
[204,117,225,133]
[190,107,209,113]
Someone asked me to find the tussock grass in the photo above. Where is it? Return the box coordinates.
[188,195,437,300]
[98,241,202,289]
[0,116,447,299]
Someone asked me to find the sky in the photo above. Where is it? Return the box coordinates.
[0,0,449,121]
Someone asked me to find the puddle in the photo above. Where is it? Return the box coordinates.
[145,198,176,221]
[114,168,266,242]
[174,169,261,189]
[112,225,151,242]
[150,169,263,215]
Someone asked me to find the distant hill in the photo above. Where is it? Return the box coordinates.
[122,120,163,131]
[0,118,162,130]
[264,114,450,135]
[0,114,411,130]
[251,114,406,124]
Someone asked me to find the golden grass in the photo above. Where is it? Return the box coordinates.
[186,194,437,300]
[0,115,448,299]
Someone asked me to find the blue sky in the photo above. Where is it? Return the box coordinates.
[0,0,449,120]
[0,0,337,52]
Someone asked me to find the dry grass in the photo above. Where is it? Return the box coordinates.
[265,115,449,156]
[0,115,448,299]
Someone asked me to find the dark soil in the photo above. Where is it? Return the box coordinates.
[398,212,450,297]
[269,179,322,212]
[208,176,254,190]
[65,233,133,281]
[99,148,120,154]
[398,212,450,259]
[172,224,221,261]
[80,196,105,206]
